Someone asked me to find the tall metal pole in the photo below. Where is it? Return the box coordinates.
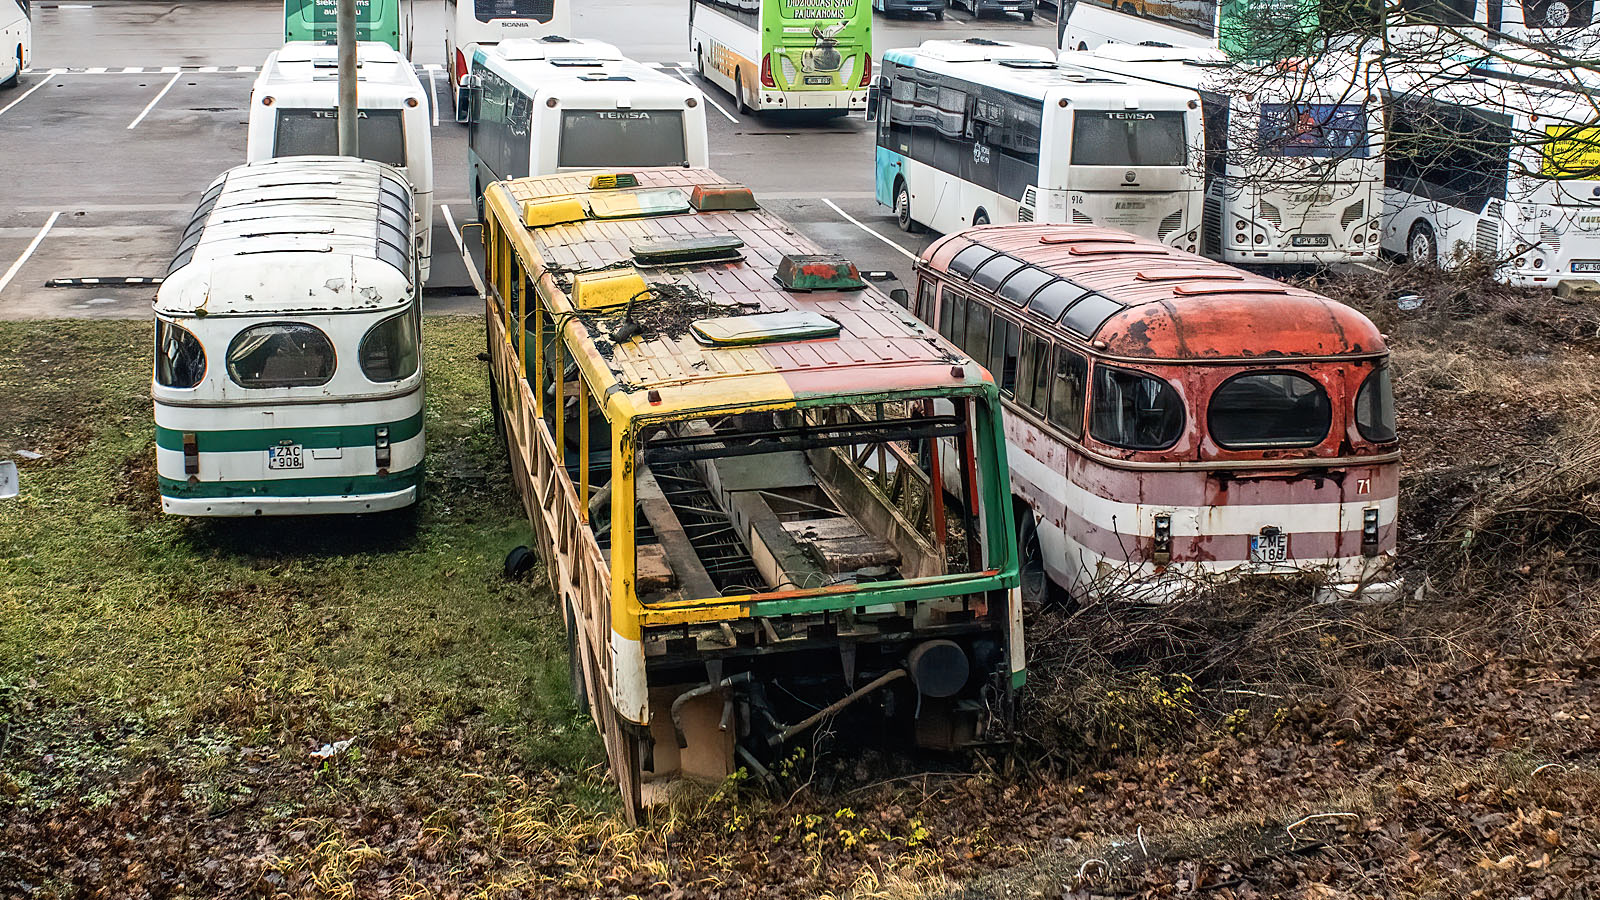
[337,0,358,157]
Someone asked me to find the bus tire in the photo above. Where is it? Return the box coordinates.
[504,545,536,579]
[1017,509,1064,607]
[894,180,924,233]
[734,70,750,116]
[973,209,990,226]
[1406,221,1438,268]
[935,9,945,19]
[1023,10,1034,20]
[566,601,590,711]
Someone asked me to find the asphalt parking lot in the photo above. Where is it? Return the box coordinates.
[0,0,1056,319]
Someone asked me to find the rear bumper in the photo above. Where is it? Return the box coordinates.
[161,485,417,517]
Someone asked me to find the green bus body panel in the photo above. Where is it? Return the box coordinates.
[284,0,402,51]
[154,410,424,453]
[746,571,1012,618]
[158,463,423,499]
[761,0,871,93]
[1218,0,1320,61]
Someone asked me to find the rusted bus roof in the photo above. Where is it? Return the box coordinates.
[487,168,984,418]
[922,225,1386,362]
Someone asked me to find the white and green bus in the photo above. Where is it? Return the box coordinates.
[155,158,425,517]
[690,0,872,116]
[284,0,413,57]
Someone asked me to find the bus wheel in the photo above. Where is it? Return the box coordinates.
[1018,513,1063,607]
[566,601,590,711]
[895,181,924,233]
[734,71,750,116]
[973,209,991,226]
[1406,221,1438,268]
[1023,10,1034,20]
[504,545,536,579]
[935,9,945,19]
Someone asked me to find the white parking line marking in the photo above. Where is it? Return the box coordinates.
[427,67,440,127]
[822,199,917,261]
[234,66,254,73]
[127,70,181,129]
[86,66,106,73]
[0,212,62,298]
[666,66,738,124]
[197,66,219,73]
[0,73,53,119]
[441,205,486,300]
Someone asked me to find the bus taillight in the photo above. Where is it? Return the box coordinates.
[455,48,469,83]
[760,54,775,88]
[860,53,872,88]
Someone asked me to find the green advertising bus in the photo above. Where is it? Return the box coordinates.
[1057,0,1319,61]
[689,0,871,117]
[284,0,413,57]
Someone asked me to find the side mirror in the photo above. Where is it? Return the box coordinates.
[889,288,910,308]
[0,460,17,500]
[455,73,481,124]
[865,84,880,122]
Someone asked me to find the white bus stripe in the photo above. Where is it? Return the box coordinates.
[822,199,917,261]
[441,204,486,300]
[0,73,53,120]
[127,70,182,129]
[0,212,62,297]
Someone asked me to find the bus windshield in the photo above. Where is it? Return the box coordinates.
[1071,110,1187,166]
[557,111,688,168]
[1258,103,1370,158]
[274,109,407,167]
[474,0,555,21]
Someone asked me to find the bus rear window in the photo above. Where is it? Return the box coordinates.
[274,109,407,168]
[474,0,556,22]
[1071,111,1187,167]
[1090,365,1183,451]
[557,110,688,168]
[1258,104,1370,159]
[227,323,336,389]
[1208,371,1331,449]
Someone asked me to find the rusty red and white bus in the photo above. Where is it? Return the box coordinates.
[911,224,1400,602]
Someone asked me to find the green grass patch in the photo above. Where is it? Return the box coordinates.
[0,317,601,811]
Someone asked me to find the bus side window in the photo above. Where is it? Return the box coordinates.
[1016,333,1048,413]
[987,316,1019,396]
[964,296,992,368]
[941,288,968,346]
[1047,345,1087,439]
[916,279,935,322]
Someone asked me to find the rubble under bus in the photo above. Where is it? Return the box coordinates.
[476,167,1023,821]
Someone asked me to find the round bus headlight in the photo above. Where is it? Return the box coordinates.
[1534,257,1545,268]
[1516,257,1528,268]
[1254,234,1265,244]
[1354,233,1365,243]
[1235,233,1247,244]
[1235,220,1246,230]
